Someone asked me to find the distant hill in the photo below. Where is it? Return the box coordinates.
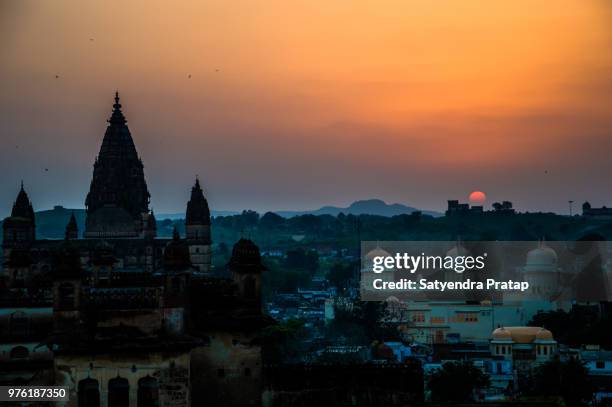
[155,199,441,219]
[157,210,240,220]
[0,199,440,242]
[276,199,442,218]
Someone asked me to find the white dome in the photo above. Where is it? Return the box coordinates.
[524,242,558,273]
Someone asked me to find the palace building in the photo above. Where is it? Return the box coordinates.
[0,93,270,407]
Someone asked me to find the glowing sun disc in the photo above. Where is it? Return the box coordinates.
[469,191,487,204]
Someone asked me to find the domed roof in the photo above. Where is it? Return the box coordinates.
[535,328,554,340]
[492,327,512,340]
[365,247,390,259]
[385,295,400,303]
[228,238,266,274]
[525,242,558,272]
[491,326,554,343]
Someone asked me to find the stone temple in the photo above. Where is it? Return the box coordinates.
[0,93,271,407]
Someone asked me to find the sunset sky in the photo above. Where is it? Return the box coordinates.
[1,0,611,216]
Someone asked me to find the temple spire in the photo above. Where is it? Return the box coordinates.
[84,92,150,238]
[109,91,126,125]
[186,177,210,226]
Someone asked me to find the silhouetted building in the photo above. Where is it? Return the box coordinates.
[446,200,483,216]
[582,201,612,221]
[0,93,269,407]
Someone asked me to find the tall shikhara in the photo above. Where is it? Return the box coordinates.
[84,92,152,238]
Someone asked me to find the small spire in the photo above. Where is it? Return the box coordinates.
[113,91,122,110]
[108,91,126,125]
[20,180,24,190]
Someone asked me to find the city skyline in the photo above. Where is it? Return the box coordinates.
[1,0,611,216]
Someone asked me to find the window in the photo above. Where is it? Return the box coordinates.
[430,316,445,324]
[78,378,100,407]
[108,377,129,407]
[412,312,425,323]
[137,376,159,407]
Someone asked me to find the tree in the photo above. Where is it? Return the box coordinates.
[260,319,306,363]
[529,307,611,349]
[326,262,354,291]
[527,357,593,407]
[260,211,285,229]
[428,361,490,402]
[284,248,319,274]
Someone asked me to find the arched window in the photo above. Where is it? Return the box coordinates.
[78,378,100,407]
[10,346,29,360]
[58,283,75,310]
[10,311,29,336]
[137,376,159,407]
[108,377,129,407]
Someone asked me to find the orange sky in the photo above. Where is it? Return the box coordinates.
[1,0,611,214]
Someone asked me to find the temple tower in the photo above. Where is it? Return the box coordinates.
[228,238,266,307]
[84,92,151,238]
[2,182,36,253]
[65,212,78,240]
[185,178,212,273]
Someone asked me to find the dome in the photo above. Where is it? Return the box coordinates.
[228,238,266,273]
[535,328,554,340]
[524,242,558,272]
[492,327,512,340]
[385,295,400,304]
[365,247,390,260]
[491,326,554,343]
